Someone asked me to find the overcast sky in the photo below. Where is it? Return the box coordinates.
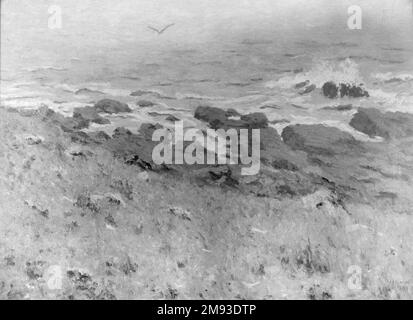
[1,0,412,45]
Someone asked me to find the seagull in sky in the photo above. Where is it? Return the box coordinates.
[147,23,175,35]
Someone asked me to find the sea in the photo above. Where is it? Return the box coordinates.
[1,0,413,142]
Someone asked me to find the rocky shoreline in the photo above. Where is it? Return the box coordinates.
[1,97,413,299]
[33,95,413,202]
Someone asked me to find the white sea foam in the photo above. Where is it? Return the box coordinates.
[1,98,55,109]
[266,59,364,89]
[373,72,413,83]
[175,92,224,101]
[368,89,413,114]
[24,66,67,72]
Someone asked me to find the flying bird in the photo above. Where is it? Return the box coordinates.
[147,23,175,35]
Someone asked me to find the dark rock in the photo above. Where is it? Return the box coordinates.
[105,123,165,170]
[194,106,305,173]
[282,124,361,156]
[240,113,268,128]
[71,118,90,130]
[350,108,413,139]
[322,82,369,99]
[322,104,353,111]
[136,100,155,107]
[295,80,310,89]
[225,108,241,117]
[194,105,227,126]
[166,115,180,122]
[73,106,110,125]
[130,90,148,96]
[194,106,268,129]
[260,127,307,170]
[322,82,339,99]
[339,83,369,98]
[299,84,316,95]
[94,99,132,114]
[138,123,163,140]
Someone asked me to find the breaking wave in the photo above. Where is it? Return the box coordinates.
[266,59,364,89]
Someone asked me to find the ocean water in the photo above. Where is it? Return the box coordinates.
[1,0,413,140]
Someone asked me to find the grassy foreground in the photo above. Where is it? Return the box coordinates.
[0,107,412,300]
